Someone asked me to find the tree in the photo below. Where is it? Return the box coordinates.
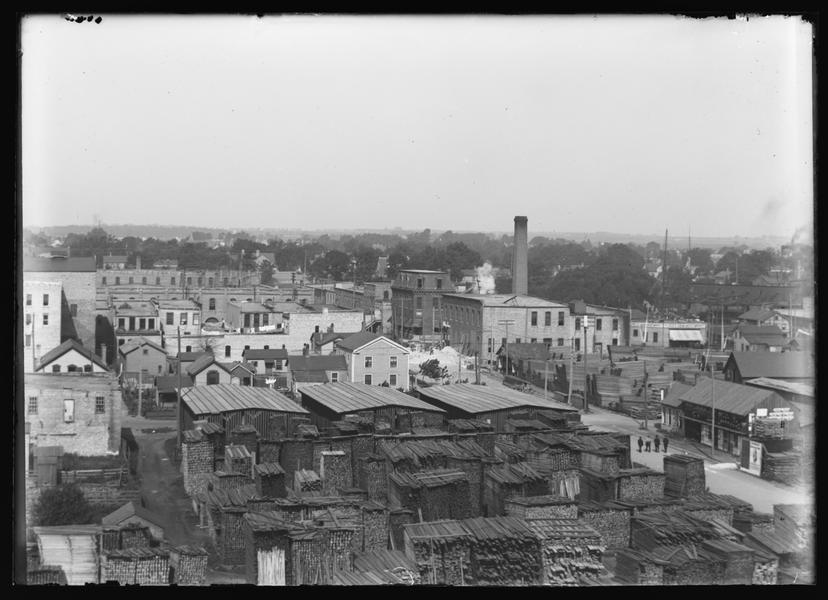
[419,359,448,380]
[34,483,93,526]
[259,260,274,286]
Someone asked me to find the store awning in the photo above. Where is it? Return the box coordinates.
[668,329,704,342]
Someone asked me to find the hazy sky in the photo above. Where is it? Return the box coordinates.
[21,14,814,238]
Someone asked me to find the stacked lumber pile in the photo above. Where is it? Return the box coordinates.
[119,524,151,549]
[648,544,726,585]
[504,495,578,520]
[294,469,323,495]
[701,539,756,585]
[361,503,390,553]
[614,548,664,585]
[358,455,388,502]
[629,511,729,551]
[27,565,68,585]
[462,516,543,585]
[750,547,779,585]
[101,548,170,585]
[319,450,350,494]
[388,509,416,552]
[229,424,258,456]
[663,454,706,498]
[577,501,631,548]
[526,518,605,586]
[752,418,789,439]
[224,444,254,479]
[169,545,208,585]
[351,549,421,585]
[254,462,287,498]
[762,451,802,485]
[402,521,473,585]
[389,469,473,521]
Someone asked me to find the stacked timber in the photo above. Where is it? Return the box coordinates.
[663,455,706,498]
[27,565,68,585]
[614,548,664,585]
[762,451,801,485]
[361,503,390,553]
[101,548,170,585]
[525,518,605,586]
[294,469,323,495]
[169,545,208,585]
[577,501,631,548]
[462,516,543,586]
[402,521,473,585]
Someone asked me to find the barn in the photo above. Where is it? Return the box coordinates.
[297,382,445,431]
[415,383,578,432]
[180,384,309,440]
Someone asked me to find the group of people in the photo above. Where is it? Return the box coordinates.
[637,435,668,453]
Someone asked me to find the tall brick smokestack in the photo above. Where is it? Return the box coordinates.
[512,216,528,296]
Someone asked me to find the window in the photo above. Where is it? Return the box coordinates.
[129,277,134,284]
[156,277,161,285]
[28,397,37,415]
[487,339,492,352]
[275,360,283,370]
[52,364,61,373]
[261,314,268,326]
[26,313,31,325]
[158,365,162,373]
[115,277,121,285]
[25,334,31,347]
[225,345,231,358]
[209,298,216,310]
[139,318,146,330]
[558,338,564,346]
[531,311,538,326]
[208,278,213,286]
[187,277,192,285]
[63,399,75,423]
[142,277,147,285]
[26,294,31,306]
[390,374,397,386]
[558,311,565,326]
[390,356,398,368]
[193,313,200,325]
[95,396,106,414]
[596,318,602,331]
[103,277,108,285]
[330,372,339,383]
[530,338,537,343]
[415,297,423,310]
[84,364,92,372]
[501,337,507,347]
[575,338,581,351]
[652,332,658,343]
[186,345,192,352]
[43,294,49,306]
[67,364,79,372]
[223,277,229,286]
[264,345,269,350]
[383,290,389,300]
[365,356,373,368]
[164,312,173,325]
[417,278,423,289]
[180,312,188,325]
[171,277,176,286]
[575,318,581,330]
[543,311,551,326]
[436,279,443,289]
[612,318,619,331]
[143,348,149,355]
[244,345,250,351]
[197,277,203,286]
[633,329,639,337]
[148,318,155,330]
[43,314,49,326]
[515,338,521,344]
[364,374,372,385]
[206,370,220,385]
[118,318,126,329]
[612,338,618,346]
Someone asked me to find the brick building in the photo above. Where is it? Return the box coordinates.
[391,269,450,341]
[22,279,64,373]
[25,372,124,456]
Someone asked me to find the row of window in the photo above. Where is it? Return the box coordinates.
[526,311,567,327]
[364,356,398,369]
[28,396,105,417]
[117,317,157,331]
[574,317,619,331]
[102,276,231,287]
[364,373,397,386]
[164,312,200,326]
[25,294,49,307]
[486,336,621,351]
[24,313,50,326]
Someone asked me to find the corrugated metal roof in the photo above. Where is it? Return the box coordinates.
[300,382,444,414]
[182,384,308,416]
[389,469,468,489]
[255,462,285,476]
[242,348,288,360]
[292,370,329,383]
[486,462,545,484]
[416,382,578,415]
[225,444,252,459]
[403,520,473,540]
[728,352,814,379]
[661,381,693,408]
[678,378,784,416]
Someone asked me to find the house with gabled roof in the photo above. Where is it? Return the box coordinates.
[723,352,814,385]
[288,354,349,394]
[101,501,165,541]
[334,332,410,390]
[736,307,790,335]
[35,339,110,374]
[186,353,235,386]
[727,325,788,353]
[118,336,167,377]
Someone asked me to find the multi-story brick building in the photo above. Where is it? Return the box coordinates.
[22,279,64,373]
[156,298,202,338]
[112,300,162,349]
[225,301,282,334]
[334,332,410,390]
[25,372,123,456]
[568,301,631,357]
[442,293,572,366]
[629,316,707,349]
[391,269,451,341]
[24,255,97,349]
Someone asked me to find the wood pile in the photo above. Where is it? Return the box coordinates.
[577,502,631,548]
[101,548,170,585]
[402,520,473,585]
[525,518,605,586]
[255,462,287,498]
[358,455,388,502]
[119,524,151,549]
[700,539,755,585]
[462,516,543,585]
[663,454,706,498]
[361,503,390,553]
[762,451,802,485]
[388,469,473,522]
[27,565,68,585]
[613,549,664,585]
[752,418,788,439]
[228,424,258,456]
[319,451,350,494]
[504,495,578,521]
[294,469,323,495]
[648,544,726,585]
[225,444,254,479]
[169,545,208,585]
[750,548,779,585]
[388,509,416,552]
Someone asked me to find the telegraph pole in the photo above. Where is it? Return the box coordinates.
[583,316,590,413]
[176,326,182,452]
[567,337,575,405]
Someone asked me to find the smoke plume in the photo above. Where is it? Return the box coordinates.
[475,262,496,294]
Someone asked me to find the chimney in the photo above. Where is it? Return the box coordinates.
[100,344,108,365]
[136,254,142,270]
[303,344,309,357]
[512,216,529,296]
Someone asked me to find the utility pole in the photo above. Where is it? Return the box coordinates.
[176,326,182,454]
[543,354,549,402]
[710,359,716,453]
[583,316,590,413]
[474,352,480,385]
[660,229,668,314]
[567,337,575,405]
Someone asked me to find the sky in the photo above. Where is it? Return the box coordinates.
[21,14,814,239]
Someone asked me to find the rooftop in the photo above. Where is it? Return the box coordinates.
[744,377,814,398]
[182,384,309,416]
[288,354,348,372]
[416,383,578,415]
[24,256,97,272]
[242,348,289,360]
[35,339,109,372]
[102,501,164,529]
[155,299,200,310]
[118,336,165,356]
[728,352,814,380]
[299,382,444,415]
[442,293,569,308]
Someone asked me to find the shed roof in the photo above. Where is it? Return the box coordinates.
[118,336,166,356]
[743,377,814,398]
[181,384,308,416]
[678,378,785,416]
[738,308,780,322]
[242,348,288,360]
[36,339,109,372]
[661,381,693,408]
[416,383,577,415]
[727,352,814,380]
[336,332,409,354]
[289,354,348,372]
[101,501,164,529]
[389,469,468,489]
[186,354,232,377]
[300,382,444,415]
[486,462,545,485]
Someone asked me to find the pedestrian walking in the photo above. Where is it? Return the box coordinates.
[645,440,651,452]
[662,437,669,453]
[654,436,661,452]
[637,437,644,453]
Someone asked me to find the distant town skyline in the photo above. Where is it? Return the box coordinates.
[21,15,814,239]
